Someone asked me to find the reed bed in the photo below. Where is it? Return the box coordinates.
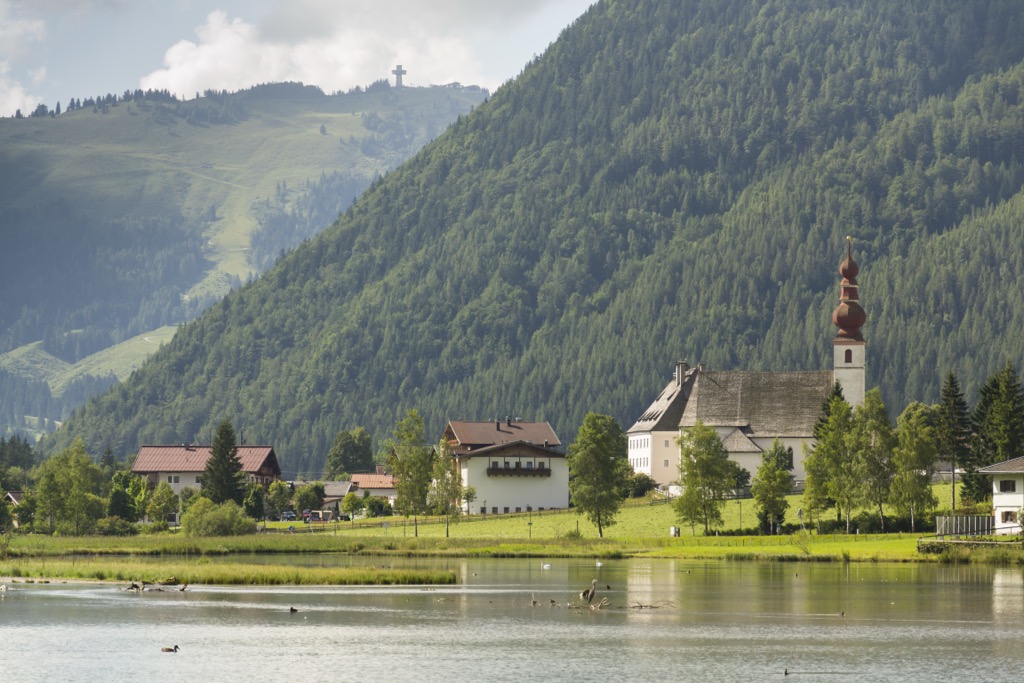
[0,558,456,586]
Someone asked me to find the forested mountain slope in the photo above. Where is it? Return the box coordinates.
[0,82,485,436]
[47,0,1024,477]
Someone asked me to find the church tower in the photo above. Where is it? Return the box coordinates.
[831,237,866,406]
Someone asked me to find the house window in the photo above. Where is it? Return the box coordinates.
[1000,480,1016,493]
[492,461,499,468]
[1002,511,1018,523]
[526,462,534,469]
[538,462,546,469]
[845,349,853,363]
[503,507,509,514]
[665,440,669,448]
[515,507,521,513]
[504,462,510,469]
[515,461,521,469]
[664,459,669,468]
[167,475,179,484]
[492,507,497,514]
[196,476,202,485]
[480,507,487,515]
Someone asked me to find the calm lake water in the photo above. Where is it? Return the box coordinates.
[2,557,1023,682]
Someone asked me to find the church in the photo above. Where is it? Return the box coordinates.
[627,239,867,487]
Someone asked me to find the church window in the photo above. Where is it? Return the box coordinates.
[844,349,853,363]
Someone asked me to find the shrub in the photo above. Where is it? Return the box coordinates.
[94,516,139,536]
[181,498,257,537]
[624,473,657,498]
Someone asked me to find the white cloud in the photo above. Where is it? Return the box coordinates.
[139,1,589,98]
[0,61,39,116]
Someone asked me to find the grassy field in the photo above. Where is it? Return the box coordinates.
[1,484,1003,588]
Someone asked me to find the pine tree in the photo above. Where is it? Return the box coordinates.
[968,362,1024,502]
[936,372,973,510]
[202,419,245,505]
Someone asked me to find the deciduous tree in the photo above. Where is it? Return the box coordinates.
[387,409,433,536]
[568,413,630,538]
[750,439,793,534]
[146,481,179,526]
[891,402,938,531]
[674,421,738,535]
[324,426,374,479]
[853,389,897,531]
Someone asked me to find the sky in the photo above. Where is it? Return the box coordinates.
[0,0,595,117]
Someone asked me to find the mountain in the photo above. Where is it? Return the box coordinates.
[0,81,486,437]
[46,0,1024,477]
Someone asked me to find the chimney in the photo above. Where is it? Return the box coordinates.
[675,360,690,387]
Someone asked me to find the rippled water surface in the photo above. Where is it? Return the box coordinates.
[2,558,1022,682]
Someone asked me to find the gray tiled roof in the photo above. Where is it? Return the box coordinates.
[979,456,1024,474]
[630,365,833,439]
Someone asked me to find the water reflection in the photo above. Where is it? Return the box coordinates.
[2,559,1023,682]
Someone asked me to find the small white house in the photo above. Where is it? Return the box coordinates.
[442,419,568,515]
[979,457,1024,534]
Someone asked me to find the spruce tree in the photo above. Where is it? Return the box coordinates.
[936,372,972,510]
[967,363,1024,502]
[202,419,245,505]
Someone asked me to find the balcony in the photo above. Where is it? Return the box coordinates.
[486,464,551,477]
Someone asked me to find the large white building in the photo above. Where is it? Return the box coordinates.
[627,239,868,486]
[441,419,569,515]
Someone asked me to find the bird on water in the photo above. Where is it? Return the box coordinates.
[290,606,298,613]
[580,579,598,604]
[161,645,179,653]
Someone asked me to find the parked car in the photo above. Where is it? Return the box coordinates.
[280,511,296,521]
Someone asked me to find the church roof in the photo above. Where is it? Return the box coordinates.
[720,428,763,453]
[630,365,833,438]
[682,370,833,437]
[627,363,697,433]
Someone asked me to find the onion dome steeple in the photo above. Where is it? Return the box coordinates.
[832,236,866,341]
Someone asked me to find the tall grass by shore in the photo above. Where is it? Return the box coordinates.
[0,558,456,586]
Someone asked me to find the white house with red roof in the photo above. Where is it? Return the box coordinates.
[349,470,397,506]
[131,444,282,495]
[442,418,568,515]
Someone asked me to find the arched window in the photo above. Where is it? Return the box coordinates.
[844,349,853,363]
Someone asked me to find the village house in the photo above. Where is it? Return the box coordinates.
[349,468,397,506]
[442,418,568,515]
[978,457,1024,535]
[627,239,868,487]
[131,444,282,495]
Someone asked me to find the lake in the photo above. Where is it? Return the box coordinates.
[2,558,1022,682]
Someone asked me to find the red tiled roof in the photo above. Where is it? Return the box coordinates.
[349,473,395,489]
[444,420,560,453]
[131,445,281,476]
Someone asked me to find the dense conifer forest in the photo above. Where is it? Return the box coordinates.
[44,0,1024,477]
